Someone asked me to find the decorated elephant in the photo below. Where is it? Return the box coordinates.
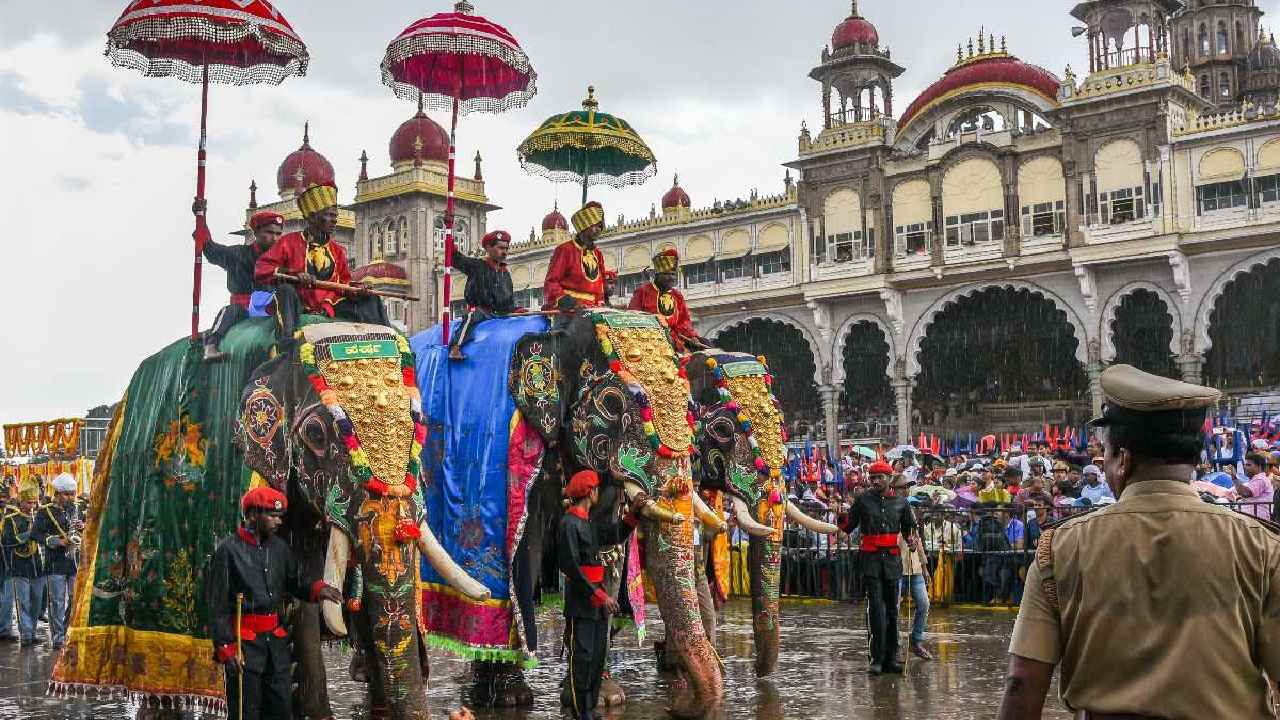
[686,349,837,676]
[236,322,490,720]
[508,309,724,718]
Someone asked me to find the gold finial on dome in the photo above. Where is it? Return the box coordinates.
[851,0,859,16]
[582,85,599,111]
[978,28,985,54]
[955,28,1012,68]
[455,1,475,14]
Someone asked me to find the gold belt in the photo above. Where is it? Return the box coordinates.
[563,289,599,303]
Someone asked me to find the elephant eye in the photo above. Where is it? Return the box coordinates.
[301,416,328,456]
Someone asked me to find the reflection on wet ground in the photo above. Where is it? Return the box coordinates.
[0,600,1068,719]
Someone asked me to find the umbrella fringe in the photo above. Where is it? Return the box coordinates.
[106,13,308,86]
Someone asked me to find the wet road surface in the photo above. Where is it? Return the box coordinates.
[0,600,1068,719]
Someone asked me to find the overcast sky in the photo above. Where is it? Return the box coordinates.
[1,0,1276,423]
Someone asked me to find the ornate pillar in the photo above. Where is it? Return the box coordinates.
[1177,330,1205,385]
[819,385,840,459]
[1087,339,1105,418]
[896,376,916,443]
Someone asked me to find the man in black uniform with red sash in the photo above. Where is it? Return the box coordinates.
[449,230,521,361]
[197,204,284,361]
[206,487,341,720]
[839,460,917,675]
[557,471,646,720]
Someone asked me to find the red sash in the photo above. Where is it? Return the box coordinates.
[239,613,287,642]
[860,533,901,554]
[579,565,605,584]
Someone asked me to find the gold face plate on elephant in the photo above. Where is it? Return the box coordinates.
[724,373,785,470]
[603,323,692,452]
[316,348,415,489]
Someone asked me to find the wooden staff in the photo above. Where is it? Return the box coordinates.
[272,270,421,302]
[235,592,244,720]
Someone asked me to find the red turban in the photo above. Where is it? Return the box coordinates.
[564,470,601,500]
[482,230,511,247]
[867,461,894,477]
[242,486,288,515]
[249,211,285,231]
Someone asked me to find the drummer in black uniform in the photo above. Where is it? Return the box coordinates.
[557,470,647,720]
[839,460,918,675]
[205,487,341,720]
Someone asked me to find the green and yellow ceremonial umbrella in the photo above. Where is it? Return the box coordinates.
[517,85,657,204]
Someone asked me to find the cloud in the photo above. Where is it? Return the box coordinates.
[5,0,1279,422]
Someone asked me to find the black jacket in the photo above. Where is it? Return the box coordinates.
[0,509,42,579]
[205,529,318,673]
[32,502,79,577]
[840,489,917,580]
[557,507,636,620]
[204,239,267,296]
[454,253,516,314]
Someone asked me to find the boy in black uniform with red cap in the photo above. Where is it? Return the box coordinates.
[557,470,647,720]
[839,460,917,675]
[449,229,521,361]
[206,487,342,720]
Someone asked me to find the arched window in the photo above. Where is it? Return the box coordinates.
[384,220,398,257]
[396,217,409,257]
[1199,23,1210,55]
[1183,28,1191,59]
[1218,21,1229,55]
[1200,73,1211,98]
[1237,21,1245,51]
[941,158,1005,249]
[1094,139,1147,224]
[1220,71,1232,99]
[822,189,868,263]
[370,224,383,259]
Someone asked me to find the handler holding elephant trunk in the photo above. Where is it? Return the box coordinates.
[206,487,342,720]
[558,469,647,720]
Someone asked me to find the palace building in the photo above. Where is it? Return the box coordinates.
[243,0,1280,449]
[508,0,1280,448]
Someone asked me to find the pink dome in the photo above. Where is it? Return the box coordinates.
[276,124,335,195]
[389,106,449,166]
[832,3,879,51]
[661,174,691,210]
[542,205,569,231]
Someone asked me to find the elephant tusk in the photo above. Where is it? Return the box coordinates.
[729,495,777,539]
[417,521,492,601]
[321,526,349,638]
[623,481,686,525]
[690,491,728,535]
[785,499,839,535]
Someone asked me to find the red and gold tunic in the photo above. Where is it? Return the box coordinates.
[628,282,698,350]
[543,239,606,310]
[254,231,351,316]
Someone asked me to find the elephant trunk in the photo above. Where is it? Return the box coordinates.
[748,533,782,676]
[642,509,723,718]
[729,495,778,540]
[321,526,350,637]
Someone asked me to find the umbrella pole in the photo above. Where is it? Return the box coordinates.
[581,151,590,206]
[441,89,460,345]
[191,63,211,343]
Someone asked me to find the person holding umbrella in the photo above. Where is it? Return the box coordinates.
[448,229,520,361]
[543,202,609,321]
[196,205,283,362]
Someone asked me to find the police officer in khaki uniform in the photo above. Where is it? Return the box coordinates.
[998,364,1280,720]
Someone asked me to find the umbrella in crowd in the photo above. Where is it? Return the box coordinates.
[851,445,877,460]
[380,0,537,343]
[517,85,657,205]
[105,0,310,341]
[885,444,919,460]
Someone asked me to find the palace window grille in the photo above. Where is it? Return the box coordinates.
[895,221,932,256]
[1218,21,1230,55]
[1197,180,1248,214]
[1021,201,1066,237]
[828,229,872,263]
[618,272,647,297]
[1099,186,1145,224]
[684,260,715,286]
[944,210,1004,247]
[756,250,791,276]
[1220,71,1232,99]
[719,256,750,282]
[1256,173,1280,205]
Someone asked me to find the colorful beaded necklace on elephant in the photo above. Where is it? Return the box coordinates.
[591,311,696,458]
[702,353,786,503]
[299,334,426,502]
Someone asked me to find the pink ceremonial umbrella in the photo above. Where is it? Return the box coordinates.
[380,1,537,343]
[105,0,309,341]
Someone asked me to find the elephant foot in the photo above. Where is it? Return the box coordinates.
[368,706,391,720]
[349,648,368,684]
[666,670,721,720]
[467,661,534,708]
[598,672,626,707]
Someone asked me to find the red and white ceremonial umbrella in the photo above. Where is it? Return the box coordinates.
[106,0,309,341]
[381,0,536,343]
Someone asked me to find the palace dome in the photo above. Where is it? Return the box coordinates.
[899,53,1060,132]
[276,124,335,196]
[661,174,691,211]
[542,204,569,232]
[352,260,409,286]
[832,2,879,51]
[390,104,449,167]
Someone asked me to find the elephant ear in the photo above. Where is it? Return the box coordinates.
[236,354,292,491]
[509,332,567,446]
